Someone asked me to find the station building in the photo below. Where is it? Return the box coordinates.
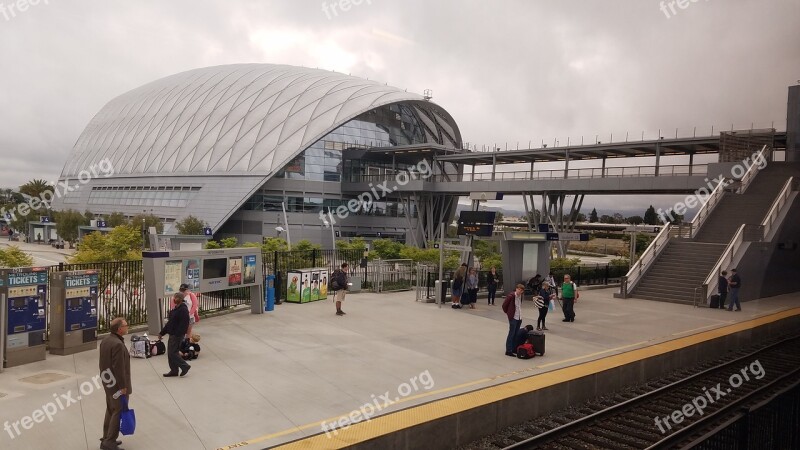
[53,64,463,246]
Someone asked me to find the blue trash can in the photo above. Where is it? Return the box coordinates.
[266,275,275,311]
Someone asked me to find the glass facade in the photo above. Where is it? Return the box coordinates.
[241,191,416,218]
[88,186,200,208]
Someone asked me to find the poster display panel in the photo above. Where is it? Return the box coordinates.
[301,272,311,302]
[320,270,329,299]
[286,271,301,302]
[228,257,242,286]
[243,255,256,284]
[183,258,200,290]
[164,260,182,296]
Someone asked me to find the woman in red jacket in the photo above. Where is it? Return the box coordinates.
[502,284,526,356]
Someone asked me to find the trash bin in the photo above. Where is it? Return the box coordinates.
[265,275,275,311]
[435,279,450,304]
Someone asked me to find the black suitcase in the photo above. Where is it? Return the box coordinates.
[527,331,545,356]
[709,294,720,309]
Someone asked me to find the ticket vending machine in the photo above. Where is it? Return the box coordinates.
[49,270,99,355]
[0,268,48,368]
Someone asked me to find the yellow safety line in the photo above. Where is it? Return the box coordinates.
[217,307,800,450]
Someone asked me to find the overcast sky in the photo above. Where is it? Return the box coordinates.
[1,0,798,214]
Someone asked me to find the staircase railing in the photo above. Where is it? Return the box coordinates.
[620,223,672,297]
[702,224,747,305]
[761,176,797,239]
[737,145,769,194]
[689,174,728,239]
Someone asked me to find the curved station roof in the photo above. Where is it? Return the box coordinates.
[62,63,458,178]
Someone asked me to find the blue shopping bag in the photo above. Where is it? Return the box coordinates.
[548,300,554,312]
[120,395,136,435]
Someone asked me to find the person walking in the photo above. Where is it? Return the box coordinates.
[727,268,742,311]
[98,317,131,450]
[545,272,557,297]
[486,267,499,305]
[465,267,479,309]
[179,284,200,338]
[561,274,579,322]
[159,292,191,377]
[535,281,555,330]
[502,284,525,356]
[717,270,729,310]
[331,263,349,316]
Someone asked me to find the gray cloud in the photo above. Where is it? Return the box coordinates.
[0,0,797,219]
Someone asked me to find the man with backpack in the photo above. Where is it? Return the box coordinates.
[330,263,349,316]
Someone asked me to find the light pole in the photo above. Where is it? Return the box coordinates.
[322,212,336,251]
[280,201,291,250]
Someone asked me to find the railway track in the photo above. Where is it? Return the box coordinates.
[462,334,800,450]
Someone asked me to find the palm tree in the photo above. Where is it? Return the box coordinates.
[19,179,52,200]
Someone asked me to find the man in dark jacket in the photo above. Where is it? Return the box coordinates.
[502,284,526,356]
[717,270,729,309]
[98,317,131,450]
[159,292,191,377]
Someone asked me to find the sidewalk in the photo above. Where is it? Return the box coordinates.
[1,288,798,450]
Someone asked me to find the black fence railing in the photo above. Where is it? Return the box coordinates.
[262,249,365,300]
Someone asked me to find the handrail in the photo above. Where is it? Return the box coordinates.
[689,174,728,239]
[737,145,769,194]
[622,223,673,296]
[761,176,795,239]
[702,224,746,304]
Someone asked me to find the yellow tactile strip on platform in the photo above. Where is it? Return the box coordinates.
[245,307,800,450]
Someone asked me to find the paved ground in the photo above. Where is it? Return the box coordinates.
[1,287,798,450]
[0,239,74,266]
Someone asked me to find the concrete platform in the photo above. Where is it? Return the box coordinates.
[1,288,798,450]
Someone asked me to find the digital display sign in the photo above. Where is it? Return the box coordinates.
[457,224,494,237]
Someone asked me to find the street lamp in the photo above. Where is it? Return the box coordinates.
[321,214,336,252]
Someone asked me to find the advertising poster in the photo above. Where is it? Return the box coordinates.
[301,272,311,302]
[320,270,328,299]
[286,271,301,302]
[164,260,182,296]
[184,258,200,290]
[243,255,256,285]
[310,271,321,301]
[228,257,242,286]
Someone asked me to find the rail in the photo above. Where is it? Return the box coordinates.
[689,174,728,239]
[702,224,746,305]
[737,145,769,194]
[621,223,672,297]
[761,176,796,239]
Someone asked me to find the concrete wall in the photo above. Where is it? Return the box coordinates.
[788,85,800,162]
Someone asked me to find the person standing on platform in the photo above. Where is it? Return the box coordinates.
[180,284,200,338]
[159,292,191,377]
[561,274,579,322]
[486,267,499,305]
[535,282,555,330]
[450,263,467,308]
[502,284,525,356]
[727,268,742,311]
[717,270,729,310]
[465,267,479,309]
[98,317,131,450]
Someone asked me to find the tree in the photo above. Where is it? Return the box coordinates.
[589,208,599,223]
[220,237,238,248]
[494,211,504,223]
[69,225,142,263]
[526,210,543,225]
[0,245,34,267]
[54,209,89,243]
[626,215,644,225]
[261,237,289,253]
[575,212,587,223]
[335,237,368,253]
[106,212,127,228]
[599,214,614,224]
[175,215,208,235]
[667,213,684,225]
[371,239,403,259]
[612,213,625,224]
[129,213,163,234]
[19,179,52,201]
[643,205,661,225]
[294,239,322,251]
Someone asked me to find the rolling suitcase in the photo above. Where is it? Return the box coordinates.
[709,294,720,309]
[527,331,545,356]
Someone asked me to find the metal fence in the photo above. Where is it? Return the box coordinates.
[262,249,365,299]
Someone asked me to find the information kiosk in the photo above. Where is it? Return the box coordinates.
[0,267,48,368]
[49,270,100,355]
[142,248,264,334]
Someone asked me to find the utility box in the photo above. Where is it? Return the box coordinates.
[0,268,48,368]
[285,268,328,303]
[49,270,99,355]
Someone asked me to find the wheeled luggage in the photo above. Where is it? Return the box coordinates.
[527,331,545,356]
[709,294,721,309]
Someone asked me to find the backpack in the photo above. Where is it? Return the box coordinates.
[130,335,150,359]
[149,339,166,356]
[329,270,342,291]
[516,343,535,359]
